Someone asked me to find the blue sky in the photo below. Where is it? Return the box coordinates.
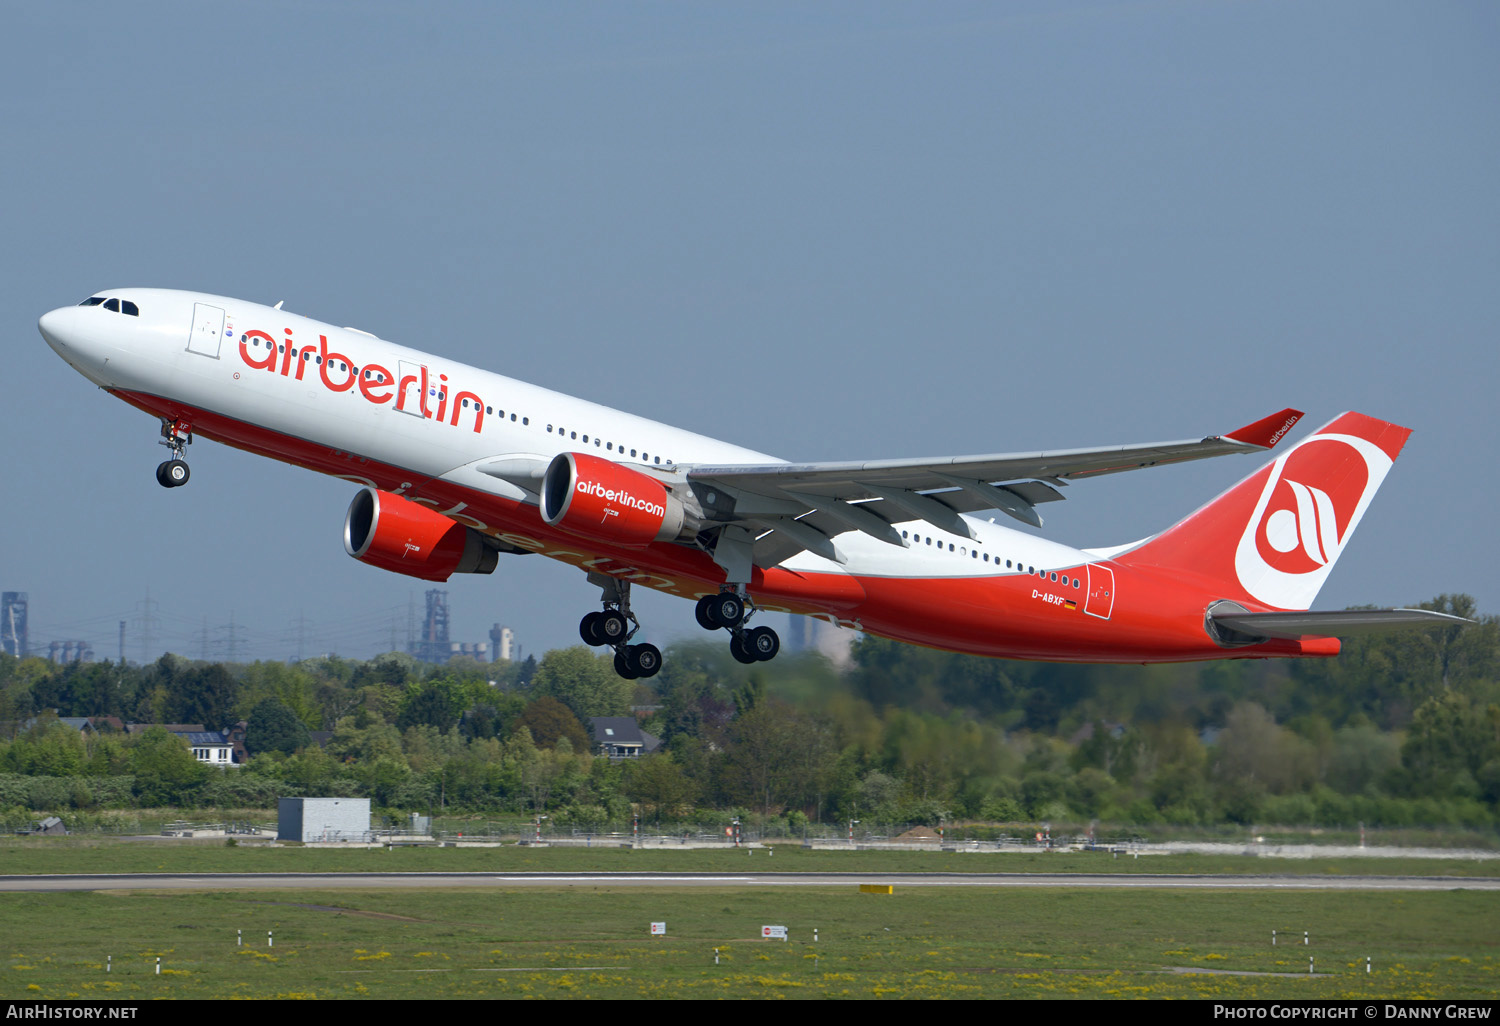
[3,1,1495,664]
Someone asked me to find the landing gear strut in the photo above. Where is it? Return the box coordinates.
[695,589,779,664]
[578,574,661,680]
[156,418,192,488]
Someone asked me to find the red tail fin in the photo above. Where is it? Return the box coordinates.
[1116,412,1412,611]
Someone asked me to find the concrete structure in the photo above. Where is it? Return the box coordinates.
[277,797,371,843]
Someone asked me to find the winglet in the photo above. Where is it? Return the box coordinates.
[1222,408,1304,449]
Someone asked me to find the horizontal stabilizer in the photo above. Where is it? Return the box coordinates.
[1209,607,1471,641]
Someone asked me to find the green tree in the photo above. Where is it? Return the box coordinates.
[130,726,208,805]
[514,697,590,751]
[625,752,698,823]
[169,663,238,730]
[1401,691,1499,797]
[245,698,312,757]
[530,647,633,721]
[396,680,465,732]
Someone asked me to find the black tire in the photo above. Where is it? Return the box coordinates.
[708,592,745,629]
[694,595,718,631]
[729,632,757,665]
[164,460,190,487]
[628,643,662,678]
[579,611,605,646]
[613,650,639,680]
[599,609,629,644]
[155,462,173,488]
[746,626,780,662]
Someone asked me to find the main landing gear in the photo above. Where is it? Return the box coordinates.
[579,575,661,680]
[155,418,192,489]
[695,590,780,665]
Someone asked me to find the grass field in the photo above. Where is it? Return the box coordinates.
[3,885,1497,1000]
[2,838,1497,999]
[2,835,1499,878]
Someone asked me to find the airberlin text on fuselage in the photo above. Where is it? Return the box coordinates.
[238,328,484,433]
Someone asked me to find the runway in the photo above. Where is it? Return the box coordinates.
[1,871,1495,892]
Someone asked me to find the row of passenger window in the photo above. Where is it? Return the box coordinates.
[900,529,1082,587]
[81,296,140,316]
[545,424,671,467]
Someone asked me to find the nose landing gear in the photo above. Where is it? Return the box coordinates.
[579,574,662,680]
[155,418,193,488]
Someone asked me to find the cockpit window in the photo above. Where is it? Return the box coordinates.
[84,296,141,315]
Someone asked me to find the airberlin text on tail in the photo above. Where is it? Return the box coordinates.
[1119,412,1412,611]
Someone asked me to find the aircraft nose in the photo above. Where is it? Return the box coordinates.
[38,306,71,351]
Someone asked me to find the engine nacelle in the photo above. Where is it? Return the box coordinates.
[343,487,498,582]
[540,452,687,547]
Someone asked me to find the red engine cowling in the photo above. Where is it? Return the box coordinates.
[343,488,498,582]
[540,452,686,547]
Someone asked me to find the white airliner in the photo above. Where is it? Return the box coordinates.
[39,289,1462,678]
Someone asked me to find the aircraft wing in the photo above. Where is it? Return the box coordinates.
[684,408,1303,564]
[1208,608,1472,641]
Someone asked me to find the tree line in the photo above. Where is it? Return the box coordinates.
[0,595,1495,832]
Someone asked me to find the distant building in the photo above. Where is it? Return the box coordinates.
[589,717,662,760]
[784,615,855,669]
[45,640,93,664]
[125,723,236,765]
[57,716,124,734]
[126,723,206,736]
[408,589,450,663]
[489,624,514,662]
[2,592,28,658]
[183,731,235,766]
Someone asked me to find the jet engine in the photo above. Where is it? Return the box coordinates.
[540,452,691,547]
[343,487,498,582]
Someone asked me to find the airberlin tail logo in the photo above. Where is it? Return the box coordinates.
[1269,480,1340,566]
[1233,433,1393,610]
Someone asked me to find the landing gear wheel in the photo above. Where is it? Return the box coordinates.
[729,632,758,665]
[580,611,605,646]
[706,592,745,629]
[613,649,640,680]
[156,460,189,488]
[746,625,780,662]
[628,643,662,678]
[695,595,718,631]
[598,609,629,645]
